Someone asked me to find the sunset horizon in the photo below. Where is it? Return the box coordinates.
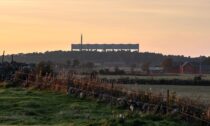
[1,1,210,125]
[1,0,210,57]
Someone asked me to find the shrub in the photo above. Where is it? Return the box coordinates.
[36,61,54,76]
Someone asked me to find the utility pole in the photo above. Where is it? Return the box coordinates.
[80,34,83,52]
[80,34,84,75]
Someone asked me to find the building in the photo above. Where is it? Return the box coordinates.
[180,62,210,74]
[71,35,140,52]
[149,66,164,74]
[71,44,139,52]
[179,62,201,74]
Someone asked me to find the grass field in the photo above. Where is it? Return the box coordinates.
[98,74,210,80]
[120,84,210,104]
[0,87,189,126]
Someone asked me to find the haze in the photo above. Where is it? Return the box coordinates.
[0,0,210,57]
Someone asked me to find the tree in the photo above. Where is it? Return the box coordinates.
[66,60,71,67]
[141,62,150,73]
[84,62,94,69]
[36,61,53,76]
[130,64,137,74]
[72,59,80,68]
[161,58,173,71]
[114,66,125,75]
[203,57,210,65]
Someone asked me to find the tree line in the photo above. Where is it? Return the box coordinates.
[1,51,208,66]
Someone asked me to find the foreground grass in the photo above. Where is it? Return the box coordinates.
[0,88,189,126]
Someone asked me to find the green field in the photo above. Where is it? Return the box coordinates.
[0,87,189,126]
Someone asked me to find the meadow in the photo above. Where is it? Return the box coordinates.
[120,84,210,104]
[0,87,189,126]
[98,74,210,104]
[99,74,210,80]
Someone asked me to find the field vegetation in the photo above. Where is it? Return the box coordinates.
[98,74,210,81]
[0,61,209,125]
[0,87,189,126]
[120,84,210,104]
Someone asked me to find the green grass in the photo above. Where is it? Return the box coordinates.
[0,87,189,126]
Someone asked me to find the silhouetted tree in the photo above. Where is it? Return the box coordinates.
[0,51,199,66]
[66,60,71,67]
[203,57,210,65]
[72,59,80,68]
[161,58,173,71]
[114,66,125,75]
[36,61,53,76]
[130,64,137,73]
[84,62,94,69]
[141,62,150,74]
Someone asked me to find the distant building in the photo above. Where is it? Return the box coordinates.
[71,34,139,52]
[149,66,164,74]
[71,44,140,52]
[180,62,198,74]
[180,62,210,74]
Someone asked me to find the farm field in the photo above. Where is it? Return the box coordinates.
[0,87,189,126]
[98,74,210,80]
[121,84,210,104]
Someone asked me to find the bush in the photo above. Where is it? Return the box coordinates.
[36,61,54,76]
[1,81,20,88]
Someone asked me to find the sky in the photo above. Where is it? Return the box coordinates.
[0,0,210,57]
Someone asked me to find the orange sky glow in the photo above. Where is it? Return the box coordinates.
[0,0,210,57]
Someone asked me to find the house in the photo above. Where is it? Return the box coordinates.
[180,62,199,74]
[149,66,164,74]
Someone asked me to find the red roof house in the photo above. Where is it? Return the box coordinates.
[180,62,199,74]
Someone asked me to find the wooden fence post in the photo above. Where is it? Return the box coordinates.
[207,107,210,120]
[167,89,170,113]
